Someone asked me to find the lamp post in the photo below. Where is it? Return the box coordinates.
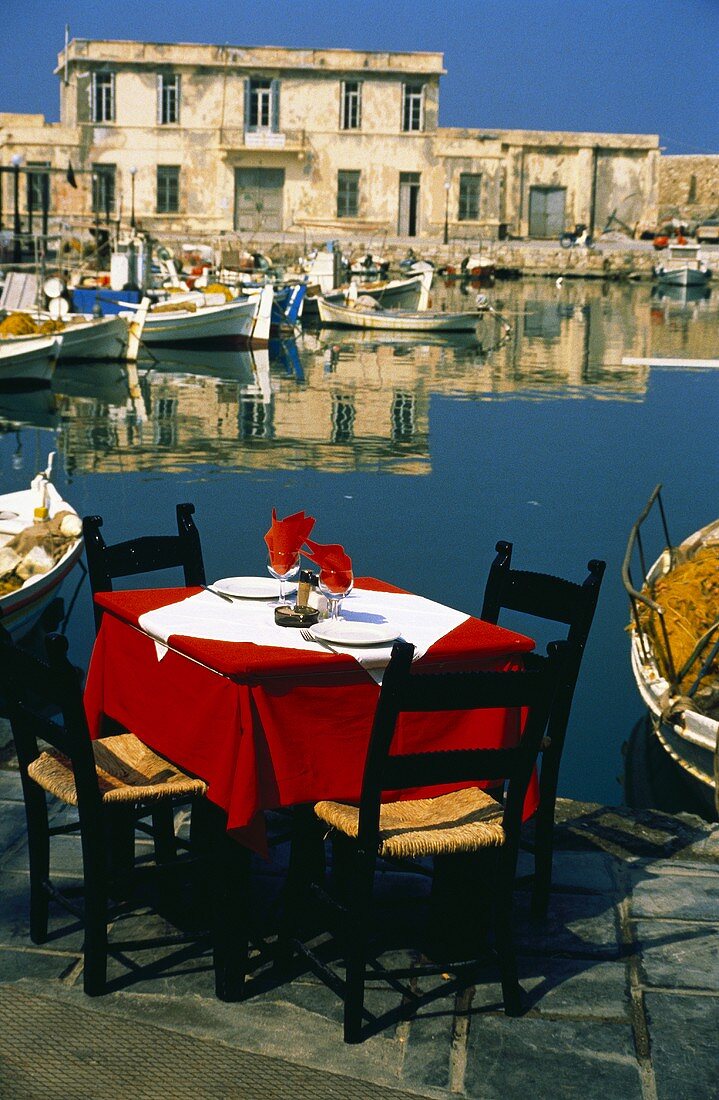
[11,154,22,262]
[129,165,137,232]
[443,180,450,246]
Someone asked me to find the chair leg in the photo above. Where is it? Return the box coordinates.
[81,826,109,996]
[343,849,375,1044]
[24,782,50,944]
[151,803,178,864]
[494,851,523,1017]
[531,751,561,919]
[107,805,136,891]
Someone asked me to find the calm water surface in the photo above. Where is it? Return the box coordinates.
[1,278,717,811]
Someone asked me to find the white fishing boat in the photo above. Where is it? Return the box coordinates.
[623,485,719,817]
[316,294,483,333]
[653,243,712,287]
[0,332,62,386]
[303,271,431,319]
[126,285,273,350]
[0,455,83,638]
[54,314,129,362]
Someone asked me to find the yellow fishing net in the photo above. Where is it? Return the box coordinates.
[202,283,234,301]
[0,314,65,336]
[637,543,719,710]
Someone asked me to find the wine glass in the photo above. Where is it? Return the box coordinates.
[318,567,354,620]
[267,550,300,606]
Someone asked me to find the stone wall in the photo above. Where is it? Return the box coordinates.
[659,155,719,224]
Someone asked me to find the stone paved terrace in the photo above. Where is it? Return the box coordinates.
[0,755,717,1100]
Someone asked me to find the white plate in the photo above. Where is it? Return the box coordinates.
[213,576,294,600]
[309,620,400,647]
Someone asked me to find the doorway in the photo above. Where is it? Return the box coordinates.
[234,167,285,232]
[398,173,421,237]
[528,186,567,238]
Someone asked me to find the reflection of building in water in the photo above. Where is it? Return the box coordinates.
[51,283,716,478]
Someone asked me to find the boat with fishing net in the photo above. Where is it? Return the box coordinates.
[623,485,719,817]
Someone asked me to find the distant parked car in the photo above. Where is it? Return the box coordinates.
[694,218,719,243]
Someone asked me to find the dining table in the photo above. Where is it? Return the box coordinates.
[83,573,536,997]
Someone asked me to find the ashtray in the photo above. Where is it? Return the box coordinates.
[274,604,320,628]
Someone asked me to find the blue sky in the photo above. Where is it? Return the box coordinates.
[1,0,717,154]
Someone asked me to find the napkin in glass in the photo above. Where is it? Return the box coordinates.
[304,538,353,593]
[264,508,315,571]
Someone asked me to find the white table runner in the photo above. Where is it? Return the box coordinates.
[138,584,469,683]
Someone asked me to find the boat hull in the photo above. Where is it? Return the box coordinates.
[655,266,712,288]
[57,315,129,362]
[0,334,61,387]
[0,484,83,638]
[317,297,480,332]
[137,298,260,349]
[303,273,427,318]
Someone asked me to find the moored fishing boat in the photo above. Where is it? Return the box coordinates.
[303,270,431,319]
[126,285,273,350]
[316,293,484,333]
[0,332,62,386]
[653,243,712,288]
[622,485,719,816]
[0,455,83,638]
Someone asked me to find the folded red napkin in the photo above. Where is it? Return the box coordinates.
[264,508,315,571]
[304,538,353,594]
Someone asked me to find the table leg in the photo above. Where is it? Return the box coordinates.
[206,805,251,1002]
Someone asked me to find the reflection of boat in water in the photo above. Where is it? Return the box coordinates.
[53,361,131,406]
[317,327,486,353]
[139,346,256,383]
[623,714,715,819]
[650,283,712,309]
[0,386,58,429]
[623,485,719,818]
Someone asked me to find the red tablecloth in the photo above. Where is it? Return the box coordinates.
[84,579,537,853]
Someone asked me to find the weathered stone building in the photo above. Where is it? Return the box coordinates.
[0,37,663,246]
[658,155,719,226]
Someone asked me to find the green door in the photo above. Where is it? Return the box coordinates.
[528,186,566,238]
[234,168,285,232]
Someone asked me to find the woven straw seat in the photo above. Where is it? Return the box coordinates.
[314,787,505,858]
[27,733,207,807]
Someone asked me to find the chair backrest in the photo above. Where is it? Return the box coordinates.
[480,541,605,761]
[0,628,104,819]
[357,640,565,855]
[83,502,206,632]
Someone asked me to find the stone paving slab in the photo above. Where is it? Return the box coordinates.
[0,788,718,1098]
[644,992,719,1100]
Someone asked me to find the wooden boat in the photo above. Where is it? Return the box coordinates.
[303,271,431,319]
[316,294,483,333]
[654,243,712,287]
[623,485,719,817]
[0,457,83,638]
[0,332,62,386]
[126,285,273,349]
[54,314,129,362]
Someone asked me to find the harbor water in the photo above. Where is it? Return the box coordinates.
[1,277,717,812]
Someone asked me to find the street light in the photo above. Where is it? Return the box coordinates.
[443,180,451,246]
[129,165,137,231]
[11,154,22,262]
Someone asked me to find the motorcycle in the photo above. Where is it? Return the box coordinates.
[559,223,594,249]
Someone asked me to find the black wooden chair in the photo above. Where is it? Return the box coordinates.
[82,503,207,862]
[281,639,565,1044]
[82,502,206,633]
[481,541,605,917]
[0,628,209,996]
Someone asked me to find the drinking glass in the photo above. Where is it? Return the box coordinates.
[318,568,353,620]
[267,550,300,606]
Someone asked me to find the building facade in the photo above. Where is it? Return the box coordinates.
[0,37,663,247]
